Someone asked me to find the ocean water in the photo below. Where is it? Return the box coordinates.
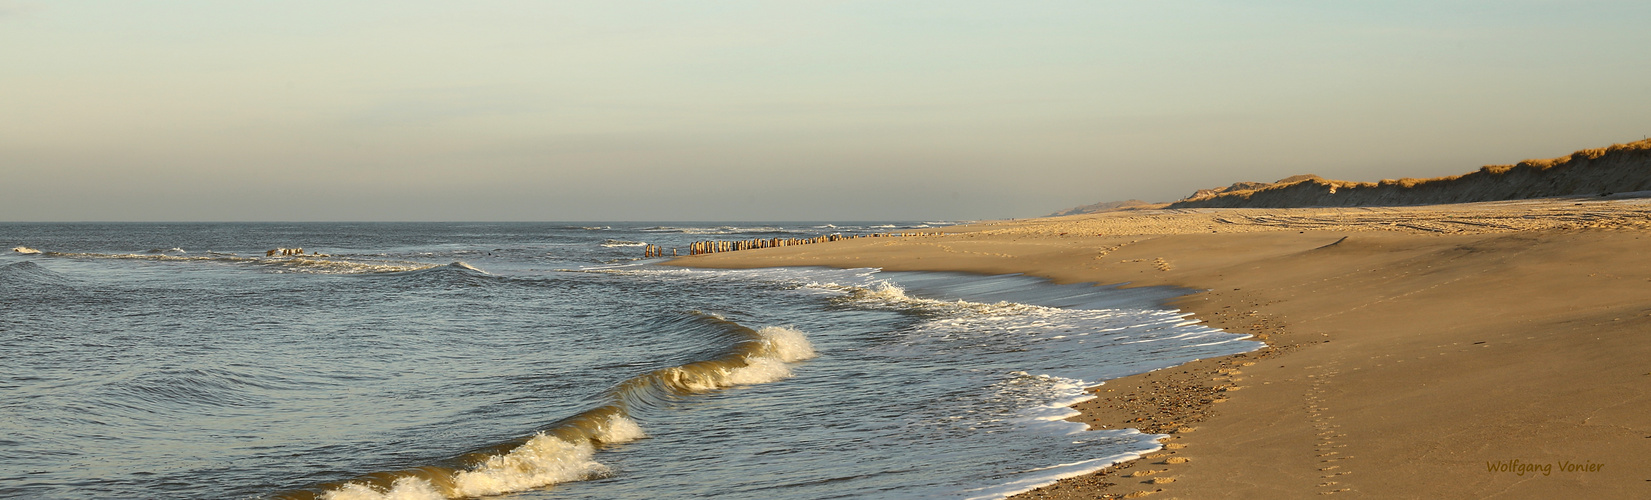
[0,222,1259,500]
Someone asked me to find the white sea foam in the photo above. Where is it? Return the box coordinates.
[788,271,1261,498]
[757,325,818,362]
[319,324,815,500]
[717,356,796,387]
[659,326,818,391]
[42,252,248,263]
[826,281,1044,317]
[324,476,447,500]
[267,257,439,274]
[447,413,644,497]
[720,326,820,386]
[321,414,643,500]
[12,246,41,254]
[1012,376,1097,436]
[478,266,1250,499]
[958,436,1162,500]
[29,249,440,274]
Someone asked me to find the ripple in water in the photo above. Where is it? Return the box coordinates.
[0,223,1257,500]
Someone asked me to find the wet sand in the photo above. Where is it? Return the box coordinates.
[668,196,1651,498]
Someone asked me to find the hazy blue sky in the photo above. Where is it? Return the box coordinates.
[3,1,1649,221]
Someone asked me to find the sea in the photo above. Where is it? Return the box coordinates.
[0,222,1259,500]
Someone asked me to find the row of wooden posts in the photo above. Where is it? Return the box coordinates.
[642,231,942,258]
[642,245,674,258]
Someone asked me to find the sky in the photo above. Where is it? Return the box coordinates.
[3,1,1649,221]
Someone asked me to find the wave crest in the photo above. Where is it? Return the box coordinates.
[0,261,73,288]
[828,282,1043,317]
[305,317,815,500]
[599,239,647,248]
[24,249,440,275]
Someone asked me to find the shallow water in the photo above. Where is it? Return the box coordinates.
[0,222,1258,499]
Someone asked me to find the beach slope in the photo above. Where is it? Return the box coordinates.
[667,198,1651,498]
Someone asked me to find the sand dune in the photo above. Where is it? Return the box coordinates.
[1170,138,1651,208]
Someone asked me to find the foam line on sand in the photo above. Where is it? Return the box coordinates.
[668,197,1651,498]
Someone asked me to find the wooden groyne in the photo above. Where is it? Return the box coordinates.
[265,247,331,257]
[642,231,943,258]
[642,245,675,258]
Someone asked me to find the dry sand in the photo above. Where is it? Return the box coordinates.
[668,196,1651,498]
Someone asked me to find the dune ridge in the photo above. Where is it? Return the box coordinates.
[1169,138,1651,208]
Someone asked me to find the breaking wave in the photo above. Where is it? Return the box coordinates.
[443,262,486,273]
[825,281,1045,318]
[638,226,805,235]
[23,249,441,275]
[264,257,440,274]
[286,315,817,500]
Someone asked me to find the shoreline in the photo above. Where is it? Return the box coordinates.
[667,197,1651,498]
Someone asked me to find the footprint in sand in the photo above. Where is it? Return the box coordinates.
[1309,359,1354,494]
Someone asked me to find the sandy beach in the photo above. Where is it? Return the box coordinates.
[669,196,1651,498]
